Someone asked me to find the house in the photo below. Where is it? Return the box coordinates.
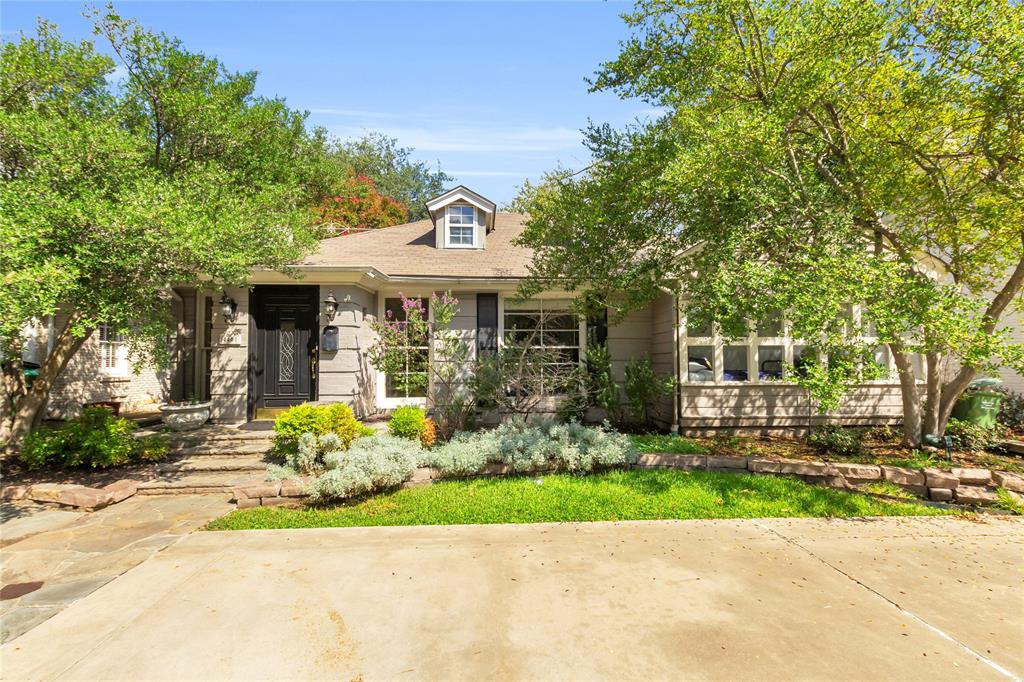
[36,186,1023,433]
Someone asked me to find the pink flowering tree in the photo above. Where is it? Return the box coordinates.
[368,291,476,439]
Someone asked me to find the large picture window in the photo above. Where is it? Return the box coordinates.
[503,300,582,394]
[446,205,475,247]
[384,297,430,398]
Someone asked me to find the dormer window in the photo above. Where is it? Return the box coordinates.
[447,205,476,247]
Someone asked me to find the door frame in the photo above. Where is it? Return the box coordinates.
[247,285,320,420]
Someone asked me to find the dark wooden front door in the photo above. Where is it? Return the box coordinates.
[250,286,318,415]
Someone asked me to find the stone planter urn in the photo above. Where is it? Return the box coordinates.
[159,401,212,431]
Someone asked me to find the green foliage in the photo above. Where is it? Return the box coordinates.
[272,403,363,456]
[19,406,167,469]
[421,420,638,477]
[994,488,1024,515]
[623,356,676,426]
[992,387,1024,431]
[944,418,1007,452]
[208,468,949,530]
[308,434,420,502]
[1,12,343,441]
[862,481,918,500]
[516,0,1024,444]
[388,406,428,441]
[807,426,867,458]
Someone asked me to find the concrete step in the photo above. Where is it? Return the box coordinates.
[170,442,273,457]
[156,456,268,474]
[137,472,264,495]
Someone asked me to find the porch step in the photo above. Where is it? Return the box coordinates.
[155,456,268,474]
[137,472,263,495]
[170,442,274,457]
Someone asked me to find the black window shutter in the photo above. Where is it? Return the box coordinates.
[477,293,498,357]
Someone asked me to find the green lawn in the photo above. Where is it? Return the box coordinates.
[207,469,951,531]
[629,434,707,454]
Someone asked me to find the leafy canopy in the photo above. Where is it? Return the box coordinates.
[517,0,1024,412]
[0,11,334,360]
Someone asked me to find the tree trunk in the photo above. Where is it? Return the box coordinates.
[934,253,1024,437]
[2,313,89,455]
[922,351,943,437]
[0,359,27,446]
[890,343,923,447]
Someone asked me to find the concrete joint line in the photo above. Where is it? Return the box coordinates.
[753,521,1021,682]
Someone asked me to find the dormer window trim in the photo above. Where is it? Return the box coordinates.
[446,205,477,248]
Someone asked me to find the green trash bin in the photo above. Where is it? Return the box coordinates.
[951,390,1004,429]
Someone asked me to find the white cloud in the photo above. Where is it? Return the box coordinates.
[450,170,534,177]
[328,123,582,153]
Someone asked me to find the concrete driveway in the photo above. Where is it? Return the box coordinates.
[2,516,1021,681]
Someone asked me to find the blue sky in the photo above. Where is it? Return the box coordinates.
[2,1,652,204]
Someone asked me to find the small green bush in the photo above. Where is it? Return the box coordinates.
[944,418,1006,452]
[272,403,364,456]
[807,425,866,458]
[19,406,168,470]
[388,406,427,441]
[993,387,1024,431]
[308,434,420,502]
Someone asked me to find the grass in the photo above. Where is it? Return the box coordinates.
[207,469,951,531]
[629,434,707,454]
[862,481,918,500]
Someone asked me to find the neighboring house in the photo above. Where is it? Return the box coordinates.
[38,186,1024,432]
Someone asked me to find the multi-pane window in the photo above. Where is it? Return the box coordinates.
[447,205,475,247]
[384,297,430,399]
[98,325,128,375]
[503,300,581,394]
[681,305,913,384]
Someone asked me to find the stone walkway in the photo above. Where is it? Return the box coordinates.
[2,515,1021,680]
[0,495,231,643]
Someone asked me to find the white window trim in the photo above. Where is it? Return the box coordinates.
[445,205,476,249]
[376,293,431,409]
[98,324,129,376]
[679,305,919,386]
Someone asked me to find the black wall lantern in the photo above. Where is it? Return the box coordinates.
[219,293,237,320]
[323,291,339,321]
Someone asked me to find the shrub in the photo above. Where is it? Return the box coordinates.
[623,356,676,427]
[19,406,168,470]
[272,403,363,456]
[807,425,866,458]
[308,434,420,502]
[388,406,427,441]
[992,387,1024,431]
[420,418,437,448]
[421,420,637,477]
[944,418,1006,452]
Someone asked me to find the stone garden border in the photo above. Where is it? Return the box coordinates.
[230,457,1024,510]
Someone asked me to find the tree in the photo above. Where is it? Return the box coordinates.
[331,133,450,222]
[517,0,1023,447]
[0,11,334,450]
[314,174,408,234]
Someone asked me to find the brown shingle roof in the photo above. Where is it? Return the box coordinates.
[300,212,534,279]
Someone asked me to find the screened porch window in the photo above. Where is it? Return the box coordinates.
[384,297,429,398]
[681,305,916,384]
